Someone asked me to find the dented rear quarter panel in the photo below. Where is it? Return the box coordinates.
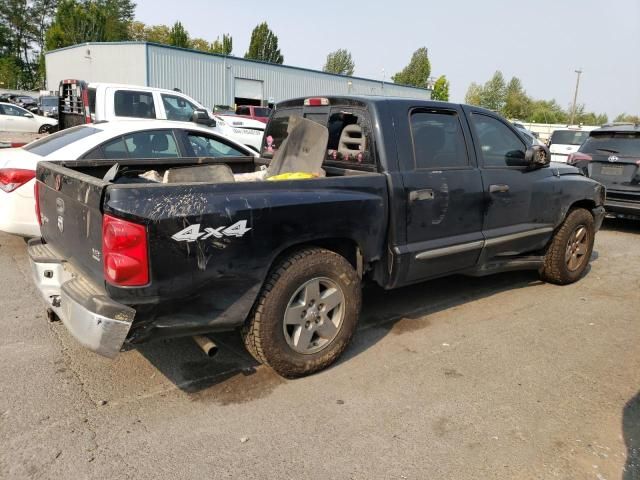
[103,174,389,338]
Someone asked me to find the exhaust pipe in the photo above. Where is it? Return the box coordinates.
[193,335,219,358]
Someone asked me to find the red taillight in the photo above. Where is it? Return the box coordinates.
[0,168,35,193]
[304,97,329,106]
[81,87,91,124]
[102,215,149,286]
[34,181,42,226]
[567,152,592,165]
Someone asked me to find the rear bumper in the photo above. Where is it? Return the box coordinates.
[28,239,135,358]
[0,179,41,238]
[604,191,640,219]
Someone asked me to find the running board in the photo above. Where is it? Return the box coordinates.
[465,256,544,277]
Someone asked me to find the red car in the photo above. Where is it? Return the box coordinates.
[235,105,272,124]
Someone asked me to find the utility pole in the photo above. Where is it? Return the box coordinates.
[570,69,583,125]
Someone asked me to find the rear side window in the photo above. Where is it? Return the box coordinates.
[96,130,180,159]
[550,130,590,146]
[24,126,101,157]
[114,90,156,119]
[410,110,468,169]
[580,132,640,156]
[471,114,526,167]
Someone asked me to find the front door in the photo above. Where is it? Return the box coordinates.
[398,107,485,284]
[466,109,556,257]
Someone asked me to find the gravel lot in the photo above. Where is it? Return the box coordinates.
[0,221,638,480]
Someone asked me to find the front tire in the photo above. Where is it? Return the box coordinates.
[38,124,53,134]
[242,247,361,378]
[540,208,595,285]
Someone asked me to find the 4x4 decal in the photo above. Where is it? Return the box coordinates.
[172,221,252,242]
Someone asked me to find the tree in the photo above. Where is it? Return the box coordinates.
[614,113,640,123]
[168,21,189,48]
[190,37,208,51]
[430,75,449,101]
[210,33,232,55]
[45,0,135,51]
[244,22,283,64]
[464,82,483,105]
[480,71,507,112]
[323,49,354,76]
[392,47,430,87]
[503,76,531,119]
[145,24,171,44]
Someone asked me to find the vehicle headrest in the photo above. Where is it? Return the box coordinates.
[338,123,366,155]
[151,134,169,152]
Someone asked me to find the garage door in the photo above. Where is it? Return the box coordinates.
[234,78,263,101]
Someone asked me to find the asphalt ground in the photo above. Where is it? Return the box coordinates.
[0,220,639,480]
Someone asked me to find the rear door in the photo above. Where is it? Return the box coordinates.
[397,106,485,283]
[466,108,556,256]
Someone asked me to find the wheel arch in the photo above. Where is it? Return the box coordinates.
[268,237,365,279]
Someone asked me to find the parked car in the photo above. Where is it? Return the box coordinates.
[568,124,640,219]
[9,95,38,112]
[548,128,592,162]
[57,80,265,151]
[38,95,59,118]
[27,96,605,378]
[236,105,272,123]
[0,120,257,237]
[0,102,57,133]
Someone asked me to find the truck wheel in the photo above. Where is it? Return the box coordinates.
[242,247,361,378]
[540,208,595,285]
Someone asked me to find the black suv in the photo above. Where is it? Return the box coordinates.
[569,124,640,219]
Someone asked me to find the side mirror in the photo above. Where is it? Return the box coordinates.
[524,144,551,168]
[191,109,216,127]
[24,113,34,118]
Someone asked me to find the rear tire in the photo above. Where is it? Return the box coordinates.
[242,247,361,378]
[539,208,595,285]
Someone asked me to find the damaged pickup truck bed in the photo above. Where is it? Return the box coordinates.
[29,96,606,378]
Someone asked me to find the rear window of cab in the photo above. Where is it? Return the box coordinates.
[23,126,101,157]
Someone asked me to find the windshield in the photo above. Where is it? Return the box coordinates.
[580,132,640,157]
[254,107,271,117]
[41,97,58,106]
[550,130,590,146]
[24,125,101,156]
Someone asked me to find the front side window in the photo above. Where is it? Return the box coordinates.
[471,114,526,167]
[161,94,198,122]
[187,132,247,157]
[114,90,156,119]
[410,110,468,169]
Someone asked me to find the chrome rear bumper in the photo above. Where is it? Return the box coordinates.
[28,239,135,358]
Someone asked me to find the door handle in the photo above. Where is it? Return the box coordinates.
[409,189,434,202]
[489,184,510,193]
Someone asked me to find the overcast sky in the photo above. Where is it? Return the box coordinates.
[135,0,640,119]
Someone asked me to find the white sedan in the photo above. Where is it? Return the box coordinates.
[0,120,259,237]
[0,102,58,133]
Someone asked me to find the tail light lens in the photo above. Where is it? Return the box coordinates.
[34,181,42,226]
[0,168,35,193]
[304,97,330,106]
[102,215,149,286]
[567,152,592,165]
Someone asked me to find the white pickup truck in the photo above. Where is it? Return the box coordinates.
[57,80,265,151]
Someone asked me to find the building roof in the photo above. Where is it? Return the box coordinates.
[45,41,431,92]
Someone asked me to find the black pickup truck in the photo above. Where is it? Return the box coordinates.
[29,96,606,378]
